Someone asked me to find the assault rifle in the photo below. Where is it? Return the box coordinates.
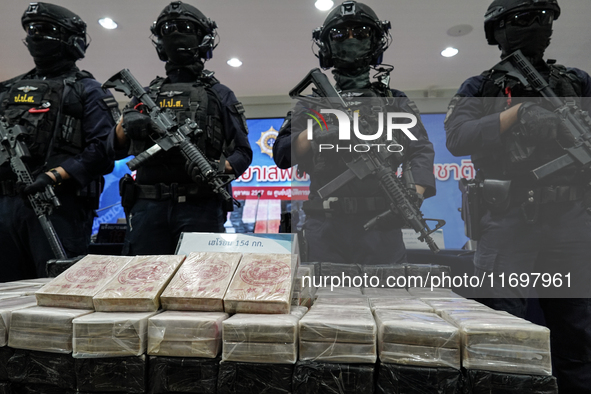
[289,68,445,253]
[0,118,67,259]
[492,49,591,180]
[103,69,235,205]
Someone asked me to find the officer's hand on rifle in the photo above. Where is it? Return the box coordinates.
[517,102,562,142]
[22,173,54,196]
[122,108,158,141]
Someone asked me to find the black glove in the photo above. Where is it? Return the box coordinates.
[312,123,339,145]
[122,108,158,140]
[22,173,54,196]
[517,102,561,142]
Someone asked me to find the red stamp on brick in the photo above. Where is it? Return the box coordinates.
[239,259,291,286]
[180,260,231,285]
[118,261,172,285]
[65,261,119,283]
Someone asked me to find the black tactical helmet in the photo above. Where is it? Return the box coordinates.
[484,0,560,45]
[21,2,88,59]
[151,1,218,61]
[313,1,391,69]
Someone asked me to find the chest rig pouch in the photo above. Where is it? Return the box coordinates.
[150,78,225,161]
[0,72,87,168]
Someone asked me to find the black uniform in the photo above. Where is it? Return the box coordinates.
[0,3,117,280]
[115,1,252,255]
[445,0,591,390]
[273,1,435,266]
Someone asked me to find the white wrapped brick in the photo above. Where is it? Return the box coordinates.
[299,307,376,344]
[362,288,413,298]
[313,297,369,310]
[408,287,463,299]
[35,255,132,309]
[222,306,307,344]
[299,341,376,363]
[0,296,37,346]
[72,311,159,358]
[160,252,242,311]
[93,255,185,312]
[148,311,228,358]
[224,253,297,314]
[370,298,434,313]
[379,342,460,369]
[223,342,298,364]
[8,306,93,353]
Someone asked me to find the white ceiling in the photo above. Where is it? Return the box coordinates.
[1,0,590,102]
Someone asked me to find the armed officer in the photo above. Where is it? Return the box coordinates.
[273,1,435,266]
[0,3,118,281]
[445,0,591,390]
[113,1,252,255]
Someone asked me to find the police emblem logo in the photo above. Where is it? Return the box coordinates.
[161,91,183,98]
[17,86,38,93]
[256,126,279,158]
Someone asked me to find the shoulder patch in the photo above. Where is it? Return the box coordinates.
[444,94,465,126]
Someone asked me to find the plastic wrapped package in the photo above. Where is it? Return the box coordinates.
[299,308,376,343]
[370,298,434,313]
[374,310,460,369]
[148,311,228,358]
[160,252,242,311]
[404,264,451,287]
[148,355,220,394]
[318,262,362,278]
[93,255,186,312]
[217,361,293,394]
[408,287,463,299]
[0,286,43,298]
[463,369,558,394]
[6,349,76,390]
[293,360,375,394]
[35,255,133,309]
[460,320,552,375]
[0,297,37,346]
[223,306,307,343]
[364,265,407,286]
[72,311,159,358]
[299,341,377,363]
[223,342,298,364]
[314,286,363,299]
[440,310,520,327]
[294,266,312,293]
[362,288,413,298]
[425,299,492,316]
[376,363,462,394]
[221,306,307,364]
[224,253,297,314]
[313,297,369,309]
[8,306,93,353]
[75,355,146,393]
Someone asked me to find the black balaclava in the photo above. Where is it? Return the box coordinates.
[494,22,553,61]
[162,31,205,81]
[330,35,372,90]
[25,32,76,77]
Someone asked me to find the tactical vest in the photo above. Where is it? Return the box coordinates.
[0,69,90,174]
[132,74,226,186]
[474,62,584,182]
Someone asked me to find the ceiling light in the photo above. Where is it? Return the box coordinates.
[441,47,459,58]
[98,18,117,30]
[227,58,243,67]
[315,0,334,11]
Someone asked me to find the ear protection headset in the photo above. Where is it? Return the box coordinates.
[313,1,391,69]
[150,1,218,62]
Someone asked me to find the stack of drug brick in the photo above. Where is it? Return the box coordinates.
[294,296,377,394]
[152,251,300,394]
[436,302,558,393]
[366,288,463,394]
[24,254,185,393]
